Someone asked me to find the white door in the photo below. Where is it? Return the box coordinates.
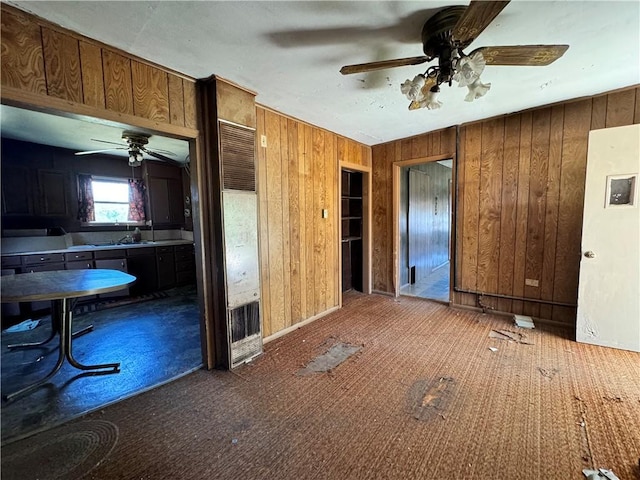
[576,124,640,352]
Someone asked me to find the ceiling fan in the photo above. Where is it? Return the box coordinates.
[74,131,183,167]
[340,0,569,110]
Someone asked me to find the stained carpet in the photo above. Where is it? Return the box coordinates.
[2,293,639,480]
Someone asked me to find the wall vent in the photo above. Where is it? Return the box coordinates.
[219,121,256,192]
[228,301,262,367]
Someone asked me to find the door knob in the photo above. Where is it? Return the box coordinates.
[584,251,596,258]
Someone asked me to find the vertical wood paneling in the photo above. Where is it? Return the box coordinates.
[497,115,521,313]
[326,133,337,308]
[265,111,285,333]
[512,112,533,314]
[460,123,482,291]
[287,120,302,324]
[523,108,551,317]
[552,99,592,321]
[131,61,169,122]
[102,50,134,115]
[304,124,316,317]
[256,108,272,336]
[41,27,82,102]
[168,74,185,126]
[605,90,636,128]
[297,123,308,319]
[1,9,46,94]
[371,144,386,291]
[538,106,564,319]
[2,6,196,134]
[279,118,292,328]
[78,41,105,108]
[371,88,639,326]
[313,128,327,313]
[183,80,198,129]
[591,95,607,130]
[477,119,504,309]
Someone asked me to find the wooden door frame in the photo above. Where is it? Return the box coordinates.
[392,153,455,299]
[339,161,372,306]
[0,90,212,366]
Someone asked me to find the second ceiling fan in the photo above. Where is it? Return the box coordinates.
[75,131,184,167]
[340,0,569,110]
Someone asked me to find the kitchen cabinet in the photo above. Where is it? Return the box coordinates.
[127,247,158,296]
[65,251,95,301]
[94,253,129,299]
[174,244,195,285]
[38,169,70,216]
[156,246,176,289]
[22,259,66,313]
[1,165,33,216]
[148,177,184,225]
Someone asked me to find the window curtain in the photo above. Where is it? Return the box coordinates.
[77,174,95,222]
[128,178,146,222]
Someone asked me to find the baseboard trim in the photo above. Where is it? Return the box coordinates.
[263,305,340,344]
[372,289,394,297]
[451,303,574,330]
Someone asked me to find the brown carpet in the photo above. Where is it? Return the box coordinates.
[3,293,639,480]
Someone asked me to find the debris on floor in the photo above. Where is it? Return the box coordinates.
[3,319,40,333]
[537,367,559,379]
[488,347,498,352]
[489,329,534,345]
[407,377,455,421]
[297,342,362,376]
[582,468,620,479]
[514,314,535,329]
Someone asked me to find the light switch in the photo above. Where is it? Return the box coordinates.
[322,209,328,219]
[261,135,267,147]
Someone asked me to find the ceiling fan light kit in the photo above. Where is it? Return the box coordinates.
[340,1,569,111]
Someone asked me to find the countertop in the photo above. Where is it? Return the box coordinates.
[1,239,194,257]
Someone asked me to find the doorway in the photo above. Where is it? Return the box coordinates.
[0,105,204,443]
[399,160,452,302]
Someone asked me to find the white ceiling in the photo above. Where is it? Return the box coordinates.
[3,1,640,148]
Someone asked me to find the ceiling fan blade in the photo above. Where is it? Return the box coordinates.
[340,56,429,75]
[142,147,184,167]
[472,45,569,66]
[452,1,510,47]
[74,148,126,156]
[90,138,127,146]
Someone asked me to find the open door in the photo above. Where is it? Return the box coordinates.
[576,124,639,352]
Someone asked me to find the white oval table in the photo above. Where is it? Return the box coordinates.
[1,269,136,401]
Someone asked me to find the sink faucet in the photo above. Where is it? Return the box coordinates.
[117,234,132,244]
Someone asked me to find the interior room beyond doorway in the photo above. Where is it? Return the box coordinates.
[399,160,452,302]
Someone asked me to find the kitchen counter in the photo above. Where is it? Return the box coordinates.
[1,239,194,257]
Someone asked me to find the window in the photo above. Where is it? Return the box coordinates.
[91,178,136,224]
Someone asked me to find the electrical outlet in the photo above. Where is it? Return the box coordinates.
[525,278,539,287]
[322,209,328,219]
[261,135,267,147]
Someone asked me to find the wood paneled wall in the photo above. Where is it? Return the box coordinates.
[372,87,640,326]
[371,128,457,292]
[455,87,640,325]
[1,4,197,131]
[256,106,371,338]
